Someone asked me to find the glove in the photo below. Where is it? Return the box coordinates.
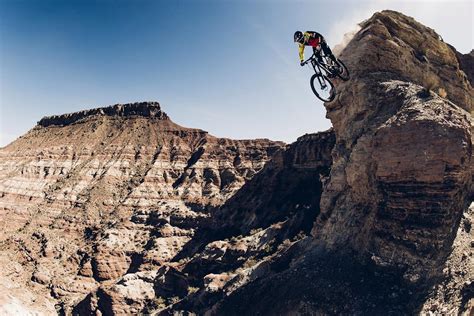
[300,61,305,66]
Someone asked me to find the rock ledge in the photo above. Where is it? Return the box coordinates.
[38,101,169,127]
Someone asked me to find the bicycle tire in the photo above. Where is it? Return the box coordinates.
[310,74,335,102]
[335,59,350,81]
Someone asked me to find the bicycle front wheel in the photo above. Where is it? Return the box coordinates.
[310,74,335,102]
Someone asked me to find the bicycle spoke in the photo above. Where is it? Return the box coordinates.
[310,74,335,102]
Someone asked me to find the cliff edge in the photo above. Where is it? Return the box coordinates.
[212,10,473,315]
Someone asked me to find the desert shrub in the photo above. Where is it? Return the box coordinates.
[249,228,263,235]
[263,243,273,253]
[243,258,258,268]
[152,296,166,309]
[187,286,199,295]
[169,296,180,304]
[423,72,441,93]
[278,239,292,250]
[292,231,306,241]
[437,87,447,98]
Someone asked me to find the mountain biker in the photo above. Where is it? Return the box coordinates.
[294,31,337,67]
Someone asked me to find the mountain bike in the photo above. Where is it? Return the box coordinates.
[322,53,350,82]
[301,53,350,102]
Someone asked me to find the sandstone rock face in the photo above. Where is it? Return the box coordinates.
[98,272,157,315]
[208,11,473,316]
[215,130,335,234]
[157,132,335,314]
[456,50,474,88]
[371,84,471,272]
[81,129,333,315]
[38,101,169,127]
[0,102,282,234]
[0,256,56,315]
[421,202,474,314]
[313,10,472,282]
[92,247,131,281]
[0,102,284,313]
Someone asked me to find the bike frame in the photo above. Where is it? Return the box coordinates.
[303,54,330,89]
[303,53,333,76]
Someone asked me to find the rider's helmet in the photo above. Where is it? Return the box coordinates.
[294,31,304,44]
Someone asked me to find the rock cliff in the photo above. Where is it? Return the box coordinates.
[314,10,472,281]
[209,10,473,315]
[37,102,170,127]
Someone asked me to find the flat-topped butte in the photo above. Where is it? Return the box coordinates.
[38,101,169,127]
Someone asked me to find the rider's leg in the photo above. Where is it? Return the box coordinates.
[321,40,337,63]
[313,46,324,64]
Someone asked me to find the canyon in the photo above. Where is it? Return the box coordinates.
[0,10,473,315]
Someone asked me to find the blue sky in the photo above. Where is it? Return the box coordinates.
[1,0,472,146]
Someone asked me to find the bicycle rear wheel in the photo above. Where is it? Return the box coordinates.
[310,74,335,102]
[335,59,350,81]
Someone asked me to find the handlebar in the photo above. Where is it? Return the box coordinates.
[302,54,317,65]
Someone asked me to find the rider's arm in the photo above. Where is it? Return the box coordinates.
[298,43,305,62]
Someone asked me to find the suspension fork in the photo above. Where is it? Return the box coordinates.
[312,61,327,89]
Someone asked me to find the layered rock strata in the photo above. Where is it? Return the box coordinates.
[0,102,284,313]
[76,129,335,315]
[38,102,169,127]
[314,10,472,282]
